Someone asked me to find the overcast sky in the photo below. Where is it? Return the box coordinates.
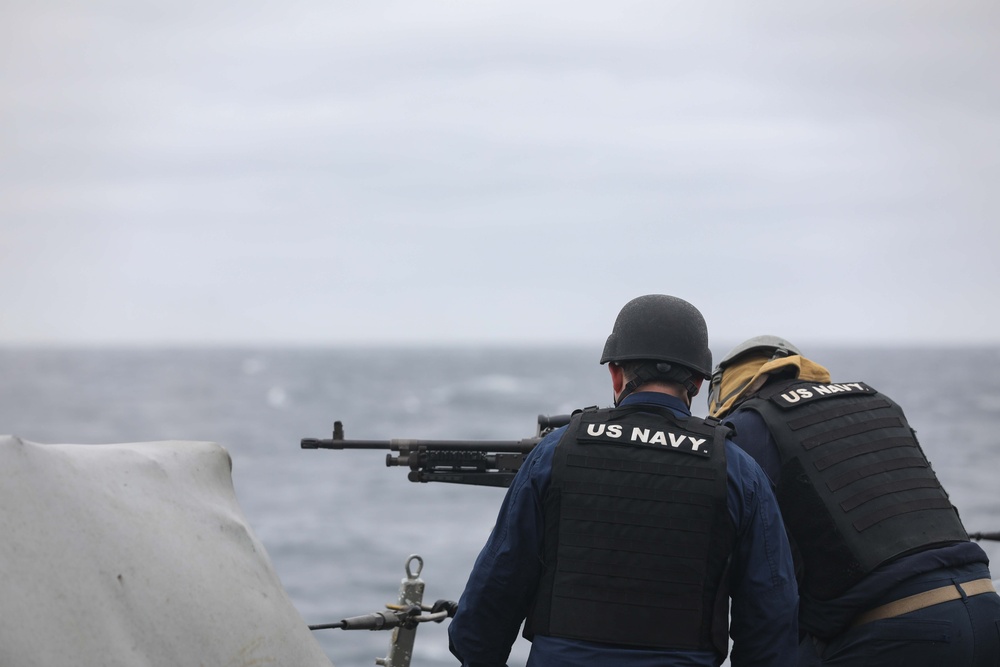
[3,1,999,348]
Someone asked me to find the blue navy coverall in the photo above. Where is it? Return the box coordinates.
[448,392,799,667]
[727,408,1000,667]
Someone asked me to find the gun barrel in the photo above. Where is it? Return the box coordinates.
[301,438,538,452]
[970,531,1000,541]
[301,438,395,450]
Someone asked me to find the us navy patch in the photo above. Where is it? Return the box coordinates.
[769,382,876,409]
[577,412,711,458]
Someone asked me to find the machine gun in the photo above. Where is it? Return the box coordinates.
[301,413,572,487]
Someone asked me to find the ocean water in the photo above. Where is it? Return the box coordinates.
[1,345,999,667]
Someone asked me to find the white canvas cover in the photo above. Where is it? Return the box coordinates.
[0,435,334,667]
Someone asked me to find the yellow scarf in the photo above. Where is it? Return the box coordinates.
[708,354,831,418]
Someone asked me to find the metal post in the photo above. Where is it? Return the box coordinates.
[376,555,425,667]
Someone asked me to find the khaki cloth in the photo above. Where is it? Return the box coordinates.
[709,354,831,418]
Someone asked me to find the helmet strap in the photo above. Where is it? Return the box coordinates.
[615,362,699,407]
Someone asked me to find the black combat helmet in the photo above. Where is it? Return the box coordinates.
[600,294,713,379]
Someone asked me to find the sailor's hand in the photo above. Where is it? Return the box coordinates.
[430,599,458,621]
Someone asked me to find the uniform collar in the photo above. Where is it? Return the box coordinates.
[619,391,692,416]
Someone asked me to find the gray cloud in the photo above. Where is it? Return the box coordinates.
[2,1,998,346]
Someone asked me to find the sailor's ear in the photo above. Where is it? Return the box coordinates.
[609,363,625,395]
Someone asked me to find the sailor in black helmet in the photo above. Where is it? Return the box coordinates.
[708,337,1000,666]
[449,295,798,667]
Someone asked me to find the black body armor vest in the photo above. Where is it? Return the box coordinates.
[525,405,734,654]
[737,379,968,600]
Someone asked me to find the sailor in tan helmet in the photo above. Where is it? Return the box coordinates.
[710,336,1000,667]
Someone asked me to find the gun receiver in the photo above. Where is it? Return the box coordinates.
[301,414,572,487]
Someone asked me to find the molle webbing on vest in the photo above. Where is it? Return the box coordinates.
[787,398,892,431]
[745,380,967,600]
[525,406,733,652]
